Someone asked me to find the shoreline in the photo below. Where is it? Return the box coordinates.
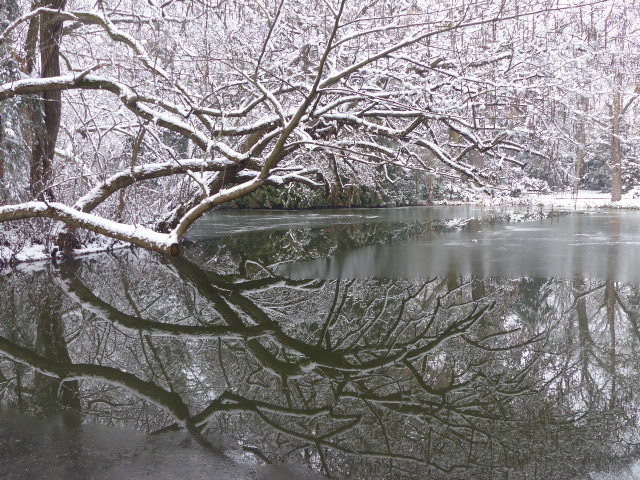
[479,189,640,210]
[1,191,637,270]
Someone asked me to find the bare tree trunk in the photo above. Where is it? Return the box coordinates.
[22,1,40,74]
[573,96,588,198]
[330,153,342,206]
[29,1,66,201]
[425,155,434,205]
[610,81,622,202]
[425,173,433,205]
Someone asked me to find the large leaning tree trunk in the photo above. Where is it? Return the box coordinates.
[156,129,269,233]
[29,0,66,201]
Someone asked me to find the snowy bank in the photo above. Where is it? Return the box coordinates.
[0,240,133,274]
[483,190,640,211]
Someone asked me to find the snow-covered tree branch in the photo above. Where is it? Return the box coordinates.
[0,0,629,258]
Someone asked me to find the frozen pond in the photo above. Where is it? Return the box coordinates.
[284,210,640,280]
[2,206,640,479]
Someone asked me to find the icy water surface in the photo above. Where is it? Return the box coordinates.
[273,208,640,280]
[3,207,640,479]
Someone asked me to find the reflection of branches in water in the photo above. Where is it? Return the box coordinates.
[191,220,442,277]
[1,256,640,478]
[57,270,280,340]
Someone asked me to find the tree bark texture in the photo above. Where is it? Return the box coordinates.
[611,86,622,202]
[573,96,588,197]
[29,0,66,201]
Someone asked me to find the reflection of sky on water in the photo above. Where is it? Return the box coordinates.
[281,211,640,281]
[188,205,490,238]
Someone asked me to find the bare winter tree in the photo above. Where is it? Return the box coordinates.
[0,0,616,257]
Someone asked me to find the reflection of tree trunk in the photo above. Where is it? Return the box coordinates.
[605,280,617,409]
[610,79,622,202]
[468,218,485,300]
[605,214,620,408]
[425,208,434,240]
[471,278,485,301]
[571,214,597,401]
[0,112,4,202]
[574,277,594,400]
[30,1,67,201]
[0,276,26,408]
[446,263,459,292]
[34,272,81,415]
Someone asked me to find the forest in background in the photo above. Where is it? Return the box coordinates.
[1,0,639,257]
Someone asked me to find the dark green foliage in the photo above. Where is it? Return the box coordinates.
[581,144,612,192]
[621,153,640,194]
[226,172,437,210]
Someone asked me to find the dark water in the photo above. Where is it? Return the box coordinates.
[2,207,640,479]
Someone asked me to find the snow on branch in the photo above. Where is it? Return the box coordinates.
[74,157,239,213]
[0,74,246,161]
[0,201,177,254]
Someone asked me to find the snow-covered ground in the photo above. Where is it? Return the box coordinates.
[0,240,131,272]
[485,190,640,210]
